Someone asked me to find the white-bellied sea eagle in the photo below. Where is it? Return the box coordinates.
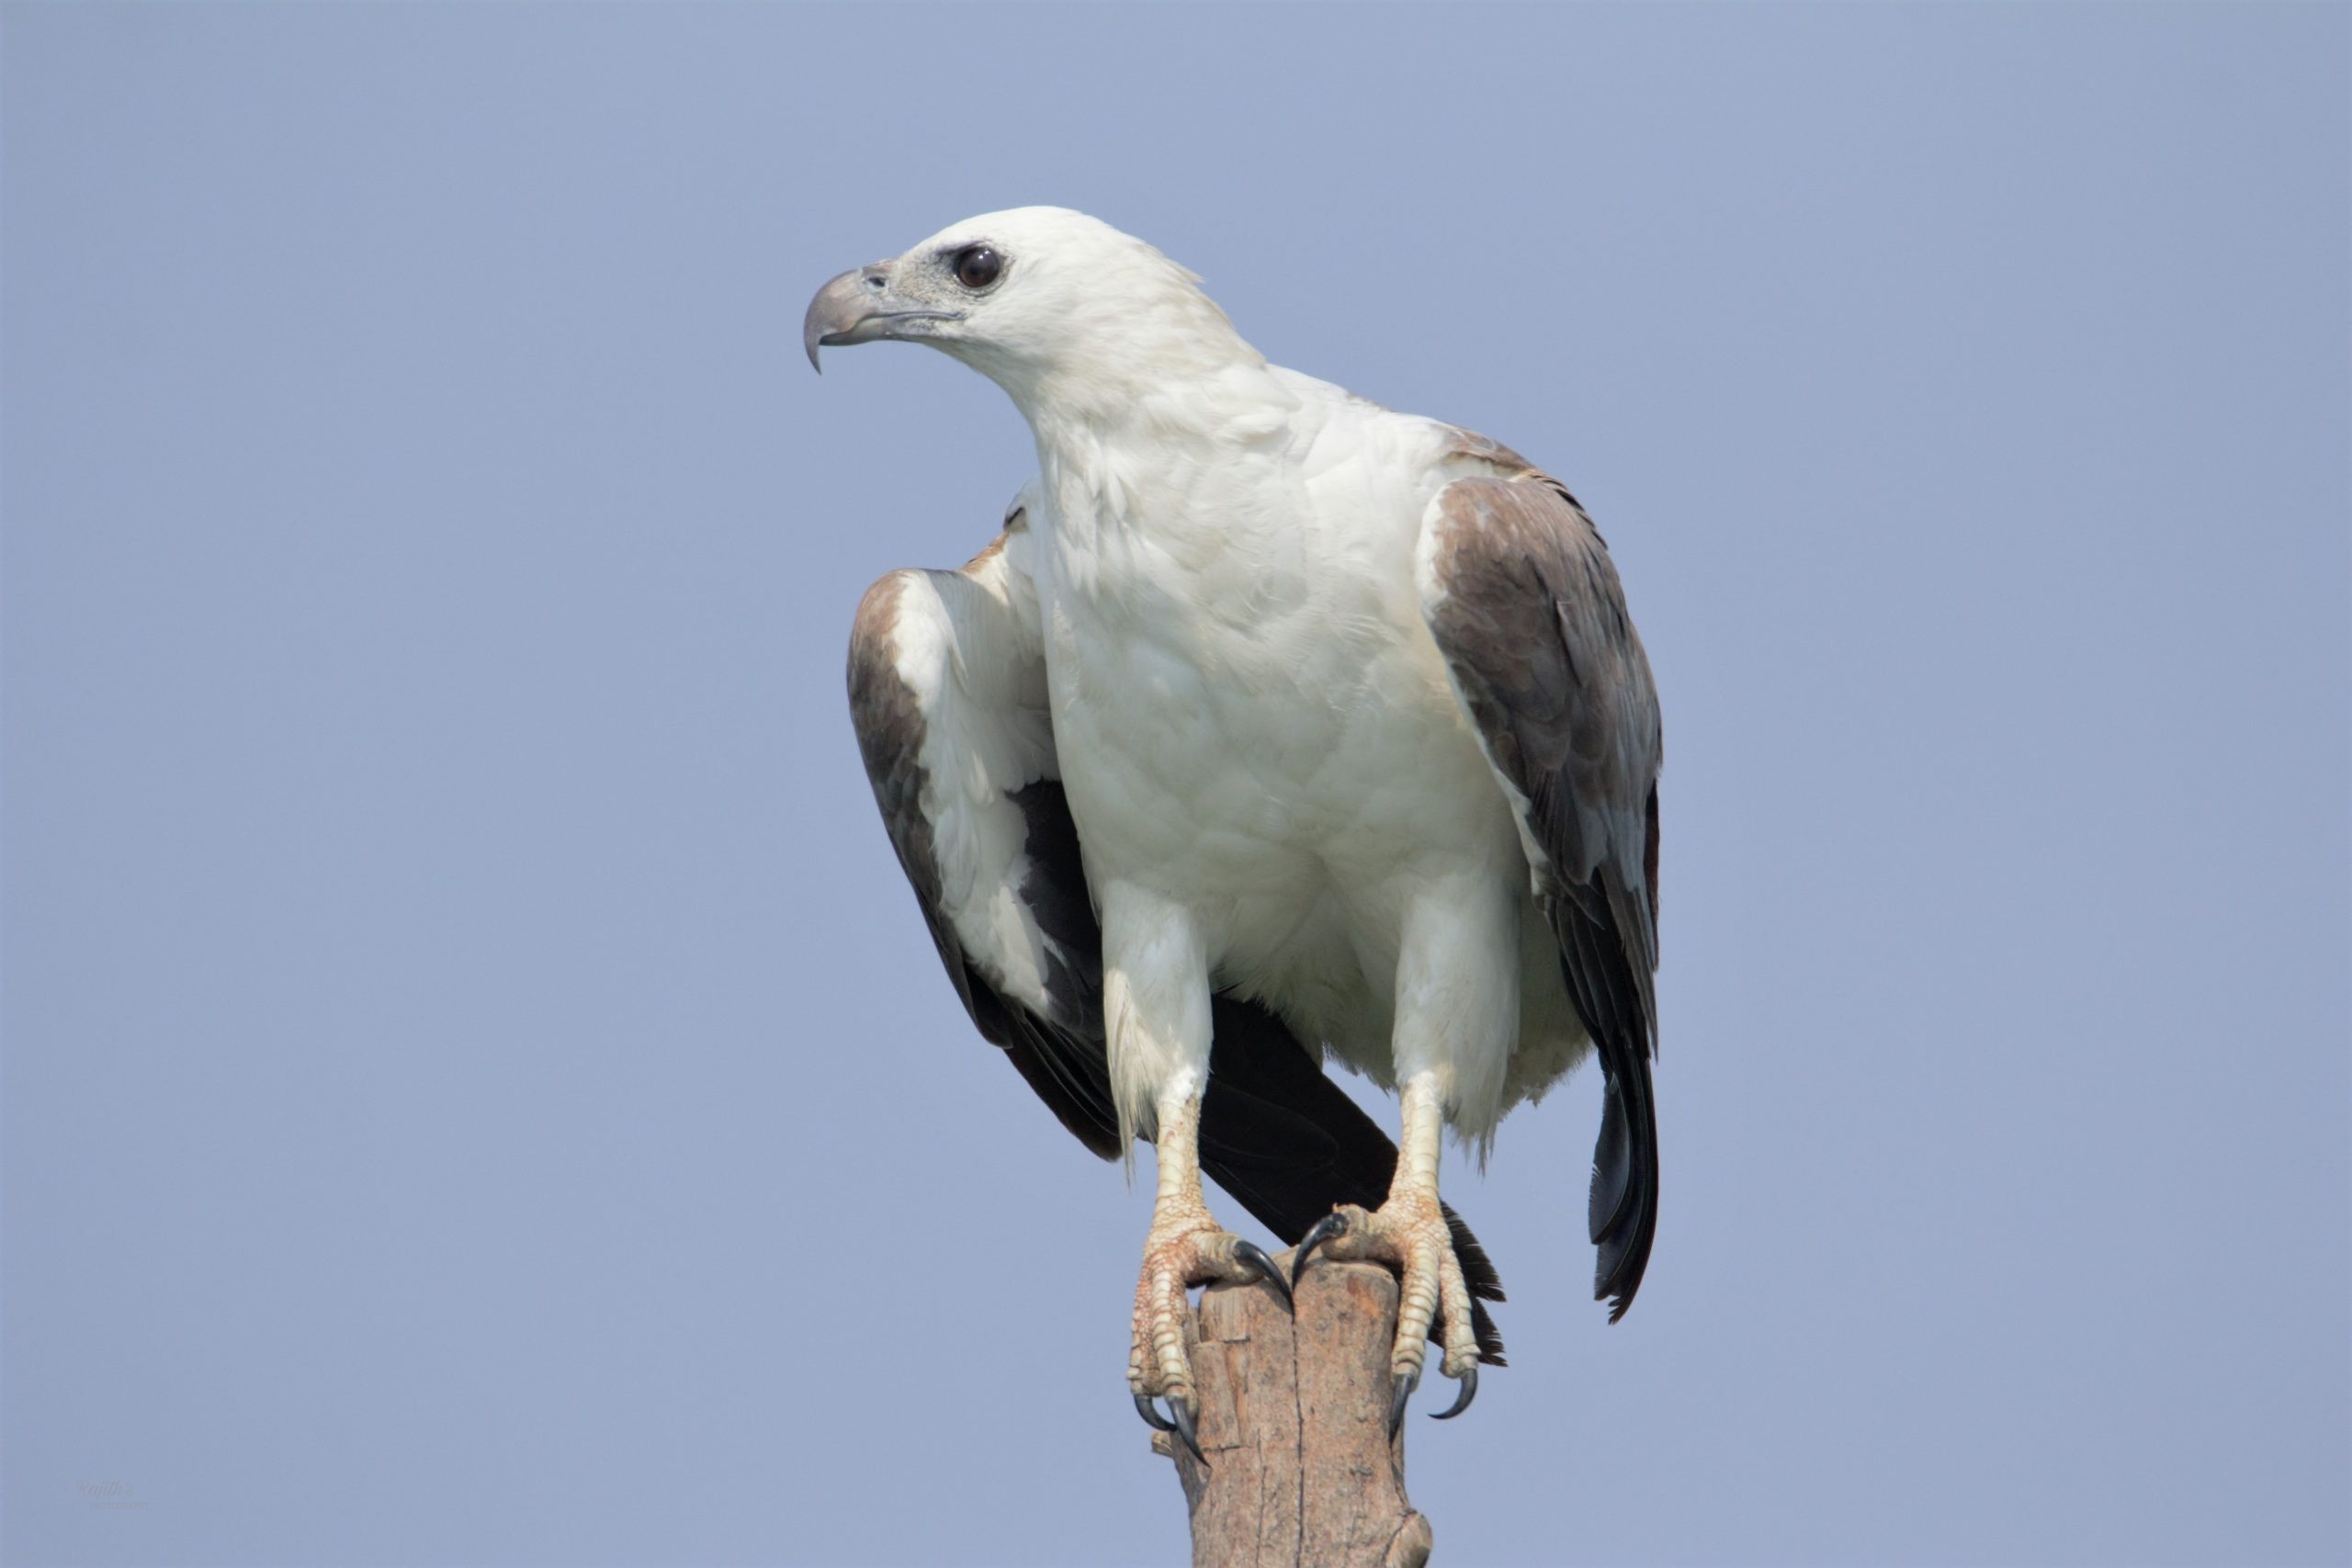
[808,209,1662,1457]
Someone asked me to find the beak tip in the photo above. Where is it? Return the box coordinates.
[805,263,876,378]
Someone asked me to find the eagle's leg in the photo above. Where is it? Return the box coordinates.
[1293,1071,1485,1427]
[1126,1087,1290,1460]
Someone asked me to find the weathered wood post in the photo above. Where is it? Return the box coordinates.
[1150,1255,1434,1567]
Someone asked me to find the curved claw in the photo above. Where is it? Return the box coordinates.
[1233,1239,1295,1314]
[1133,1391,1175,1432]
[1291,1211,1351,1293]
[1386,1370,1418,1437]
[1430,1361,1478,1421]
[1169,1396,1208,1470]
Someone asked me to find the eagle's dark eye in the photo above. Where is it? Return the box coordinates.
[953,245,1002,290]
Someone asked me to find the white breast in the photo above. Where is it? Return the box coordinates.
[1030,381,1533,1077]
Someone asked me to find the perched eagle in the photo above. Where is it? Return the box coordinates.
[809,209,1661,1454]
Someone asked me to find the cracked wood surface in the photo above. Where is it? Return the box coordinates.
[1157,1256,1433,1567]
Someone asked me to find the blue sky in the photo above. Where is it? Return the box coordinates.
[5,6,2346,1564]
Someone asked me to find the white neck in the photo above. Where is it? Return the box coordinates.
[951,293,1276,451]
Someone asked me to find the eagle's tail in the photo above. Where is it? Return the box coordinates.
[1197,996,1509,1365]
[1588,1053,1659,1322]
[1556,886,1661,1322]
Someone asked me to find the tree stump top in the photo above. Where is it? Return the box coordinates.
[1154,1255,1432,1567]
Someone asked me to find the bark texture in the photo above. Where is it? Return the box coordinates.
[1155,1257,1432,1567]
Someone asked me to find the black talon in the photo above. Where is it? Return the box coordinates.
[1134,1391,1175,1432]
[1386,1371,1418,1437]
[1234,1239,1295,1314]
[1430,1362,1477,1421]
[1169,1396,1208,1470]
[1291,1211,1350,1293]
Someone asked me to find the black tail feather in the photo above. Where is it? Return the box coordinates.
[1589,1068,1658,1321]
[1553,893,1661,1321]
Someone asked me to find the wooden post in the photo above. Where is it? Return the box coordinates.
[1152,1255,1434,1567]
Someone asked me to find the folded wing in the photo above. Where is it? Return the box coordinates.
[1419,437,1665,1321]
[848,529,1118,1155]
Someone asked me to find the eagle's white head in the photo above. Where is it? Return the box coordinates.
[804,207,1261,425]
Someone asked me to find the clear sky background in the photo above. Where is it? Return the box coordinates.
[5,6,2346,1566]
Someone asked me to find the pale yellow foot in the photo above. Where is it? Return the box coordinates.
[1126,1203,1291,1463]
[1125,1089,1291,1465]
[1291,1075,1483,1429]
[1292,1188,1485,1427]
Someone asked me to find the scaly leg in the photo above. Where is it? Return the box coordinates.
[1292,1071,1485,1429]
[1126,1088,1291,1463]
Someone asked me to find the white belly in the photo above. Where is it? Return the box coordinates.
[1036,479,1585,1118]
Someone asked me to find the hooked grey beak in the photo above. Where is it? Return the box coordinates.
[802,262,965,372]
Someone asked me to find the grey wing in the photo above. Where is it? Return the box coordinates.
[845,532,1123,1158]
[1419,448,1664,1320]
